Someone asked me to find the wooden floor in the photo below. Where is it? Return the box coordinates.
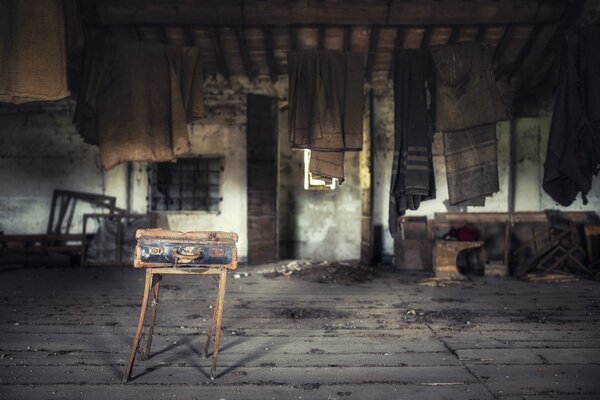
[1,264,599,399]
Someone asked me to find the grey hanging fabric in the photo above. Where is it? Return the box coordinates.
[430,41,508,132]
[543,26,600,206]
[443,124,499,206]
[288,50,364,182]
[0,0,69,103]
[430,41,507,208]
[74,36,204,170]
[389,49,436,235]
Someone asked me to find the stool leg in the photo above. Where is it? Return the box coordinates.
[210,270,227,380]
[143,274,161,360]
[202,284,220,358]
[123,270,153,383]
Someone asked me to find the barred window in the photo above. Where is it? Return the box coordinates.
[150,157,223,212]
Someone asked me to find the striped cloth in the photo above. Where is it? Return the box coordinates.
[389,49,436,235]
[443,124,499,206]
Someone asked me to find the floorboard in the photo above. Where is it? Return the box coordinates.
[0,265,599,399]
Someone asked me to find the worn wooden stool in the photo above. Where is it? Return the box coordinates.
[434,240,484,278]
[123,229,238,382]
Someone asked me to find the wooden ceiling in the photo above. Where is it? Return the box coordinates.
[85,0,572,82]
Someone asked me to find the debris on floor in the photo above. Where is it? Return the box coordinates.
[271,306,351,320]
[258,260,377,284]
[524,273,579,283]
[418,276,468,287]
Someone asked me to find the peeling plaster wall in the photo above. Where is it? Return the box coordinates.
[2,81,351,262]
[372,85,600,259]
[0,100,131,234]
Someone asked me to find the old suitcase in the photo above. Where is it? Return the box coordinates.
[133,229,238,269]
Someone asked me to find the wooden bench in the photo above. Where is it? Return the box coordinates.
[0,233,90,255]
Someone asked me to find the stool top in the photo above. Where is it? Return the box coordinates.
[136,229,238,242]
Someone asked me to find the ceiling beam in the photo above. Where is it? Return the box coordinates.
[503,25,542,81]
[182,25,195,46]
[474,24,488,42]
[289,25,299,51]
[365,26,379,81]
[447,26,460,44]
[318,25,326,50]
[263,26,278,82]
[420,26,432,48]
[493,25,514,62]
[388,26,404,80]
[343,25,352,51]
[95,0,567,26]
[160,25,169,43]
[209,26,230,81]
[235,26,255,79]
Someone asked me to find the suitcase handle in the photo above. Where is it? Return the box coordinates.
[172,246,204,266]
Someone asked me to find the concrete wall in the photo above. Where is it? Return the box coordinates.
[371,86,600,259]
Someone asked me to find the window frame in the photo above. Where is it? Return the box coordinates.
[148,156,224,214]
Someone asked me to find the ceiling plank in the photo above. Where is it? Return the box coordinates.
[209,26,230,81]
[263,26,278,81]
[95,0,566,26]
[365,26,380,81]
[388,26,404,80]
[235,26,255,79]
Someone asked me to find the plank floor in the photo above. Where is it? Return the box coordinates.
[0,265,599,399]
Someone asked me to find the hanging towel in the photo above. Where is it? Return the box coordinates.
[309,151,345,183]
[0,0,69,103]
[389,49,436,235]
[443,124,499,206]
[288,50,364,182]
[74,37,204,170]
[430,41,508,132]
[543,27,600,206]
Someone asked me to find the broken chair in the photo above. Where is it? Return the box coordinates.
[513,211,591,277]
